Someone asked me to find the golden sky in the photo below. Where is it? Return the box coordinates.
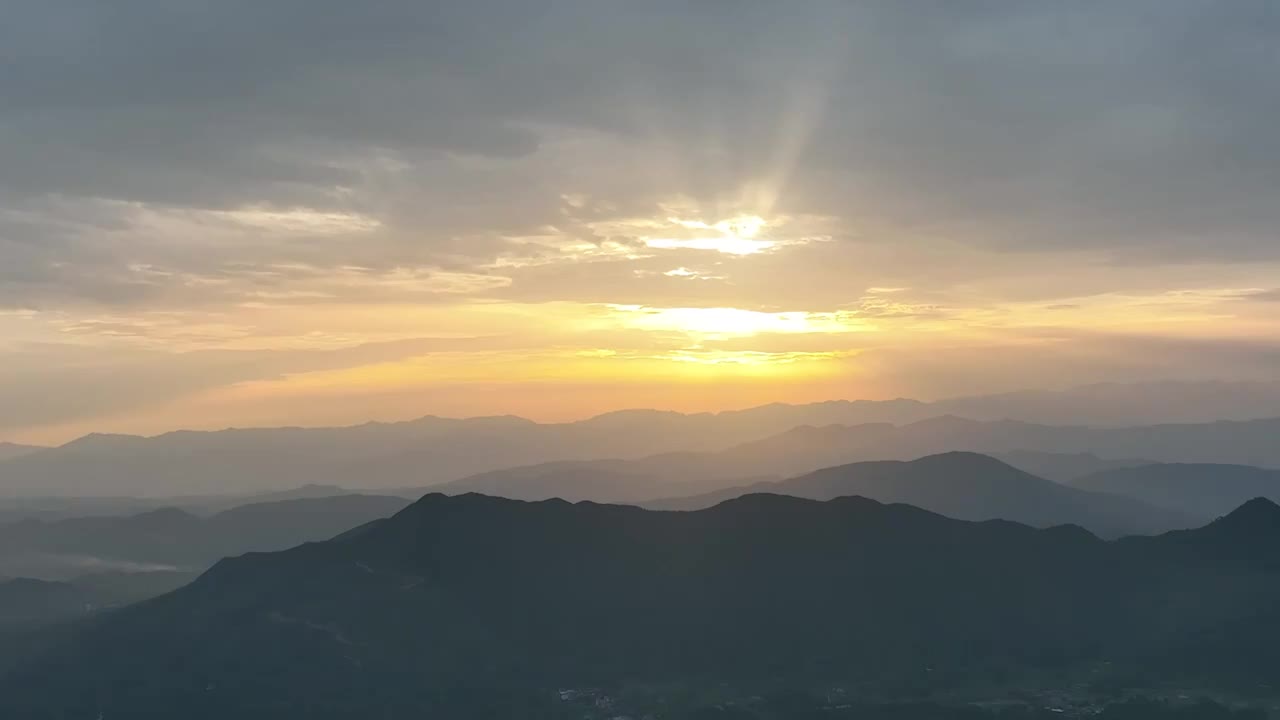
[2,2,1279,444]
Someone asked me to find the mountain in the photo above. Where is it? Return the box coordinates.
[0,578,86,629]
[413,419,1280,510]
[0,494,411,580]
[0,571,194,630]
[434,453,778,503]
[576,415,1280,490]
[0,443,43,462]
[0,418,560,496]
[934,380,1280,426]
[991,450,1152,483]
[0,485,371,525]
[5,382,1280,498]
[188,483,374,514]
[0,414,769,497]
[0,495,166,525]
[1070,463,1280,518]
[715,416,1280,474]
[644,453,1199,537]
[435,460,670,503]
[4,493,1279,717]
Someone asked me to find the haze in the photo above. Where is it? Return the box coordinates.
[3,1,1279,446]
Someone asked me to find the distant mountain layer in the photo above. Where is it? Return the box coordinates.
[0,571,194,630]
[0,443,44,463]
[644,452,1199,537]
[719,416,1280,475]
[430,420,1276,513]
[0,494,411,580]
[3,381,1280,497]
[0,483,400,526]
[991,450,1152,483]
[932,380,1280,426]
[1071,463,1280,518]
[5,493,1280,716]
[434,453,780,504]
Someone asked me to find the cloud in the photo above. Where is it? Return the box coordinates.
[0,1,1278,440]
[852,330,1280,400]
[3,2,1278,254]
[0,336,508,432]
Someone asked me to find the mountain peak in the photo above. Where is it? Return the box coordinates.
[914,450,1004,463]
[709,492,825,513]
[1217,497,1280,528]
[130,507,199,525]
[1153,497,1280,559]
[909,451,1027,474]
[904,415,984,430]
[59,432,148,451]
[0,441,46,461]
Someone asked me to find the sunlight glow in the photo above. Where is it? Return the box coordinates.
[660,349,849,366]
[609,305,871,337]
[645,236,776,255]
[646,214,775,255]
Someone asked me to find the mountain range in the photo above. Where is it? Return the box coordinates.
[5,489,1280,717]
[643,452,1199,537]
[4,382,1280,498]
[0,494,411,580]
[432,418,1275,514]
[0,443,44,462]
[432,453,782,504]
[1070,463,1280,518]
[432,448,1146,507]
[0,483,408,526]
[716,416,1280,473]
[984,450,1152,484]
[0,571,194,630]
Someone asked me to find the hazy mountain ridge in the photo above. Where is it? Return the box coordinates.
[0,443,44,462]
[431,419,1277,512]
[4,381,1279,497]
[934,381,1280,427]
[5,491,1280,716]
[0,494,412,580]
[435,453,781,503]
[989,450,1153,483]
[642,452,1199,537]
[1071,464,1280,518]
[0,483,397,525]
[721,416,1280,472]
[0,571,194,630]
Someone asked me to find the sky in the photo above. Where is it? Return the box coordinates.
[2,0,1279,445]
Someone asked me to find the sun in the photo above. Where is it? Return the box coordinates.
[645,214,775,255]
[712,214,766,239]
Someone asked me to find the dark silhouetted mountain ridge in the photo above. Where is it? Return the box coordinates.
[5,492,1280,716]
